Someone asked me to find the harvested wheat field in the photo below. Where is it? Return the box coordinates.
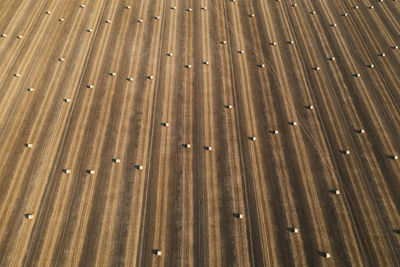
[0,0,399,266]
